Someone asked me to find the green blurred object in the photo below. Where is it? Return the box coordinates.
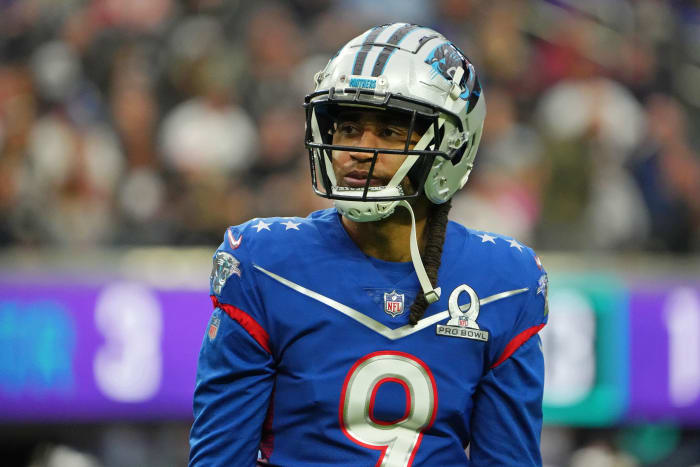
[618,424,680,464]
[541,274,628,426]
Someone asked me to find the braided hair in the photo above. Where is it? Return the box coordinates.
[408,199,452,325]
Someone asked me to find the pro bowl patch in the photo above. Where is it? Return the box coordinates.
[210,251,241,295]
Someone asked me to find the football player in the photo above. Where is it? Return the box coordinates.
[190,22,549,466]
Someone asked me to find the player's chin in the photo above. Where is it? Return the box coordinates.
[333,177,416,197]
[342,178,386,188]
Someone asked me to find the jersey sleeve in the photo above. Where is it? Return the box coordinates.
[468,334,545,465]
[470,252,549,465]
[490,262,548,369]
[189,227,275,466]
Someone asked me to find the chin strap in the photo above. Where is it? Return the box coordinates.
[398,200,441,304]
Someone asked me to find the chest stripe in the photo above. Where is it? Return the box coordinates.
[254,265,528,341]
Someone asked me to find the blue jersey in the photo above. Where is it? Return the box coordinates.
[189,208,549,466]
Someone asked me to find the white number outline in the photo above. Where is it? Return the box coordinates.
[663,287,700,407]
[93,283,163,402]
[339,351,438,467]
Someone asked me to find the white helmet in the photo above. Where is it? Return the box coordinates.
[304,22,486,222]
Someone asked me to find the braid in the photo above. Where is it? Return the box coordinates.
[408,199,452,325]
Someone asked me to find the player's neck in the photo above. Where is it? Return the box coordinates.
[340,199,430,263]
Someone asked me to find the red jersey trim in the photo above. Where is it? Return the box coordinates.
[491,323,545,369]
[259,386,275,460]
[210,296,271,354]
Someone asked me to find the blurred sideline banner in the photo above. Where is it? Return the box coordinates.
[0,282,210,421]
[541,274,628,426]
[627,283,700,424]
[0,250,699,425]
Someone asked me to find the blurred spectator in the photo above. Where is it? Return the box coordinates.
[88,0,174,33]
[8,39,124,246]
[451,86,544,244]
[569,441,639,467]
[535,76,649,250]
[247,105,304,181]
[109,45,169,243]
[246,104,331,218]
[475,1,533,88]
[158,29,257,243]
[629,94,700,252]
[336,0,434,27]
[0,0,697,251]
[21,113,123,246]
[0,65,35,245]
[29,444,102,467]
[159,78,256,175]
[239,3,307,116]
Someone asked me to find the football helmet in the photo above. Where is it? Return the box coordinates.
[304,22,486,223]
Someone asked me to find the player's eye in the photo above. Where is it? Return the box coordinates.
[336,122,361,136]
[379,126,406,140]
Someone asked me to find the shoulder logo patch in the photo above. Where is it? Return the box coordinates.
[537,273,549,316]
[436,284,489,341]
[537,274,548,296]
[227,229,242,249]
[210,251,241,295]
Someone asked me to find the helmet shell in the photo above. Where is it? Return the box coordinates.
[305,23,486,219]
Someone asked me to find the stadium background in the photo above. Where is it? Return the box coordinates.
[1,0,699,465]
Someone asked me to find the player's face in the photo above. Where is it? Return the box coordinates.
[331,109,422,193]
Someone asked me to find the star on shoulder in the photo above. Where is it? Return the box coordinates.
[281,219,301,230]
[253,219,272,232]
[474,231,526,254]
[478,233,496,244]
[508,238,524,252]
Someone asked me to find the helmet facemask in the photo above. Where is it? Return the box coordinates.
[304,89,468,222]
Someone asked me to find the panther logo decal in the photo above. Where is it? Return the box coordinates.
[424,43,474,101]
[210,251,241,295]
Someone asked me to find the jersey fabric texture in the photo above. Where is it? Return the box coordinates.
[189,208,548,466]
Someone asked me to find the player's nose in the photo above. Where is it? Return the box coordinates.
[361,127,382,146]
[350,128,379,161]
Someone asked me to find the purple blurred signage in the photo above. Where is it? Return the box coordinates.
[0,282,211,421]
[628,284,700,422]
[4,276,700,423]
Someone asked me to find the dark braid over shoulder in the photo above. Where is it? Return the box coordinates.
[408,199,452,325]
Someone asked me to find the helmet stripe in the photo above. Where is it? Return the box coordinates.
[352,24,389,75]
[371,24,421,77]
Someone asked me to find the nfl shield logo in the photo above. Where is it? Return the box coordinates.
[383,290,405,318]
[208,315,221,341]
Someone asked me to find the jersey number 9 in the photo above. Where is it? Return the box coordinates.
[339,351,438,467]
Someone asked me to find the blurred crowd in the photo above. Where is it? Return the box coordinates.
[1,0,700,252]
